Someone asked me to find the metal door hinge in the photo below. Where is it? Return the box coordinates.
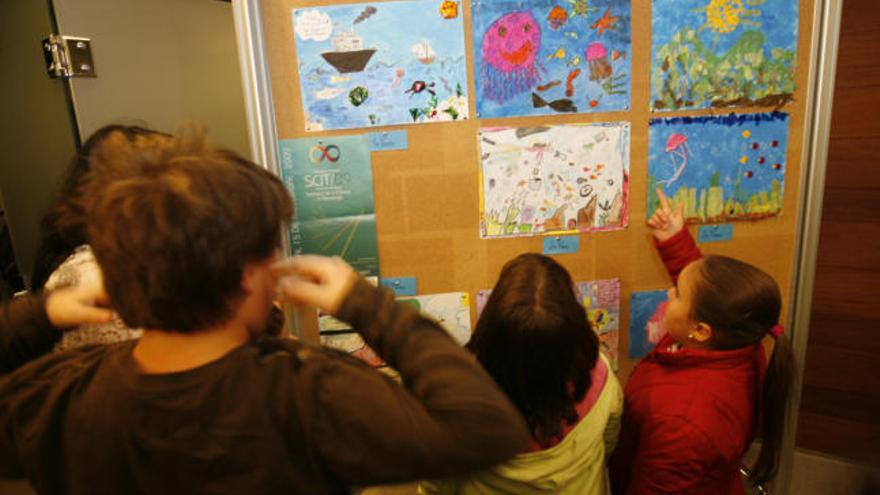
[42,34,96,78]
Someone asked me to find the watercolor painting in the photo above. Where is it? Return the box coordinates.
[647,112,788,223]
[651,0,798,111]
[480,123,630,238]
[293,0,469,131]
[471,0,631,118]
[477,278,620,369]
[629,290,668,358]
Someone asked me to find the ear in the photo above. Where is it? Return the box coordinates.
[691,321,713,344]
[241,262,260,294]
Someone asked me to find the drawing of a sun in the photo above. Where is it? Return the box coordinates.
[694,0,764,44]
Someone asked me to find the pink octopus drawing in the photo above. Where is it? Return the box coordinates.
[480,11,542,103]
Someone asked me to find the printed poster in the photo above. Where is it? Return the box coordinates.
[278,135,379,277]
[293,0,469,131]
[480,123,630,238]
[647,112,788,223]
[472,0,631,118]
[651,0,798,111]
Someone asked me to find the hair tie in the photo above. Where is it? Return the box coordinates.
[768,324,784,338]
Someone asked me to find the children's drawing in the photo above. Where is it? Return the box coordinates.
[293,0,469,131]
[321,291,472,368]
[651,0,798,111]
[398,292,472,345]
[322,332,386,367]
[479,123,630,238]
[629,290,668,359]
[647,112,788,223]
[471,0,631,118]
[477,278,620,369]
[577,279,621,370]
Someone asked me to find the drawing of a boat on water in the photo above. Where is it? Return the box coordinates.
[320,29,376,73]
[410,40,435,64]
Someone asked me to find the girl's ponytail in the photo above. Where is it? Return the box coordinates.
[750,330,796,487]
[692,256,797,487]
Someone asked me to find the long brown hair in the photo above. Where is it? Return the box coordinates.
[691,255,796,487]
[467,254,599,444]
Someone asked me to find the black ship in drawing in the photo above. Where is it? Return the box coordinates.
[320,30,376,73]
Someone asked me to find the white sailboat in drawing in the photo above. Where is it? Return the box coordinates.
[410,40,436,64]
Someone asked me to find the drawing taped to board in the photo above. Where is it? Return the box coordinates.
[480,123,630,238]
[651,0,798,111]
[471,0,631,118]
[398,292,472,345]
[293,0,469,131]
[322,332,386,367]
[647,112,788,223]
[477,278,620,369]
[322,291,472,368]
[629,290,668,359]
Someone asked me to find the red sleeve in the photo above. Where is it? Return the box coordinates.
[624,416,715,495]
[653,228,702,284]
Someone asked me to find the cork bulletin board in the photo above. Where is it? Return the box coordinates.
[260,0,815,380]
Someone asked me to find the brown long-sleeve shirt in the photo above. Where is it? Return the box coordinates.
[0,279,528,494]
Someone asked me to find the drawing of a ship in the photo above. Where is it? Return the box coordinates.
[410,40,436,64]
[321,30,376,73]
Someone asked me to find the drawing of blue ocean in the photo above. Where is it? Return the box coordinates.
[471,0,631,119]
[647,112,789,223]
[651,0,798,111]
[293,0,469,131]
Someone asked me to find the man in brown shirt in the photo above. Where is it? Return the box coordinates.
[0,132,528,494]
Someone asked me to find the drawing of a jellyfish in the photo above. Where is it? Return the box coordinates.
[480,11,542,103]
[660,133,689,186]
[586,42,612,81]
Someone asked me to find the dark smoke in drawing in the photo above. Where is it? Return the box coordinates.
[353,6,377,24]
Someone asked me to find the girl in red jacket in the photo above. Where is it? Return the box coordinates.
[610,189,795,494]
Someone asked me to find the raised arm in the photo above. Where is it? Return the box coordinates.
[647,188,702,284]
[276,256,529,485]
[0,281,113,373]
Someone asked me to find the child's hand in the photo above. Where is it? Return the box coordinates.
[45,278,114,329]
[273,256,357,316]
[647,188,685,242]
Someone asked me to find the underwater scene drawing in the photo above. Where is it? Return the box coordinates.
[647,112,789,223]
[477,278,620,369]
[471,0,631,118]
[629,290,668,359]
[480,123,630,238]
[651,0,798,111]
[293,0,469,131]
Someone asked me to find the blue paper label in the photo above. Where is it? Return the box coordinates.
[697,224,734,243]
[368,131,408,151]
[380,277,417,296]
[542,236,580,255]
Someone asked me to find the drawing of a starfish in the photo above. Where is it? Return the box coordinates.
[565,0,598,19]
[591,8,618,36]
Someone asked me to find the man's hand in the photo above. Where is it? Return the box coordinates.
[272,256,358,316]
